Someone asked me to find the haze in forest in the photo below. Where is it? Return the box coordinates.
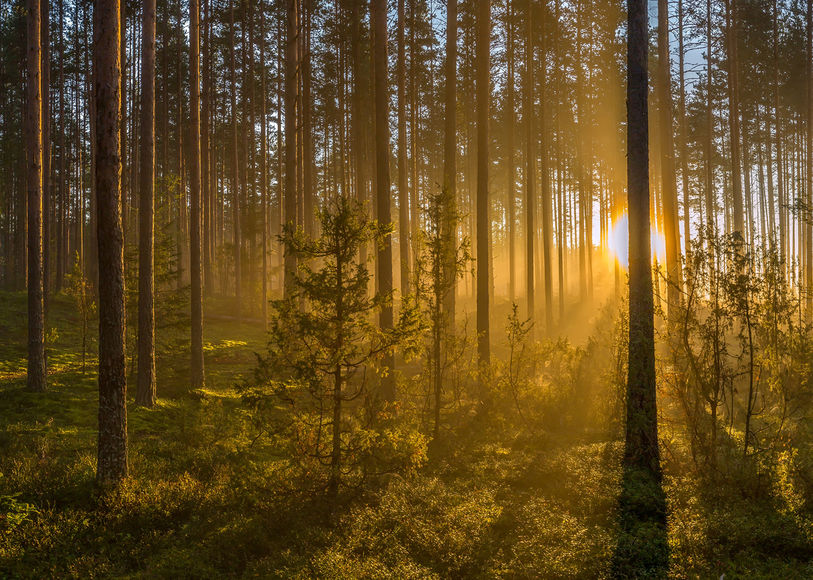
[0,0,811,577]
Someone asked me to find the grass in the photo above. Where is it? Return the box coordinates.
[0,290,810,578]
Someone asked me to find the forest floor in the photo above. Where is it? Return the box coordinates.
[0,290,811,579]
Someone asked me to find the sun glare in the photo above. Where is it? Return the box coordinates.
[608,213,667,270]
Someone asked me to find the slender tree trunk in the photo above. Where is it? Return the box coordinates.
[55,0,65,293]
[507,0,516,303]
[678,0,690,258]
[41,0,50,312]
[27,0,46,393]
[230,0,242,312]
[539,0,553,332]
[657,0,681,327]
[725,0,745,237]
[260,1,268,327]
[94,0,127,484]
[476,0,491,370]
[136,0,156,407]
[443,0,457,324]
[397,0,410,297]
[284,0,299,296]
[807,0,813,319]
[202,0,212,294]
[190,0,204,389]
[524,0,534,325]
[372,0,395,400]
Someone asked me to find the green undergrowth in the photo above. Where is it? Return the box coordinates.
[0,291,810,578]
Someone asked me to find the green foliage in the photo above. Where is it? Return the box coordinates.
[63,253,96,373]
[0,492,39,531]
[242,196,425,495]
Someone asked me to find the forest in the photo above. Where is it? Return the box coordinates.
[0,0,812,576]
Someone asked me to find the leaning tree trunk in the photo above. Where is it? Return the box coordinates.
[136,0,156,407]
[27,0,46,393]
[94,0,127,484]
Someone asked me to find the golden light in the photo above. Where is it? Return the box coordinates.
[608,213,667,270]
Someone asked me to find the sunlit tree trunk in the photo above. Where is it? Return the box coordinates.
[27,0,46,393]
[397,0,410,297]
[657,0,681,327]
[678,0,690,259]
[476,0,491,369]
[94,0,127,483]
[725,0,744,237]
[507,0,516,303]
[372,0,395,400]
[539,0,553,332]
[524,0,534,326]
[443,0,457,323]
[230,0,242,310]
[260,1,268,327]
[190,0,204,389]
[136,0,156,407]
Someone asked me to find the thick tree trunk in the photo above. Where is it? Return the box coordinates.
[626,0,661,480]
[94,0,127,484]
[372,0,395,400]
[27,0,46,393]
[136,0,156,407]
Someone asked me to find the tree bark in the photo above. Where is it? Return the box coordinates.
[476,0,491,369]
[657,0,682,327]
[136,0,156,407]
[94,0,127,484]
[442,0,457,325]
[284,0,299,296]
[625,0,661,479]
[397,0,410,297]
[372,0,395,400]
[27,0,46,393]
[190,0,205,389]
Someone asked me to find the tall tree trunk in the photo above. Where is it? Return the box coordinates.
[678,0,690,259]
[539,0,553,332]
[442,0,457,324]
[27,0,46,393]
[230,0,242,312]
[190,0,204,389]
[202,0,213,294]
[41,0,50,312]
[507,0,516,303]
[705,0,715,240]
[524,0,534,325]
[137,0,156,407]
[94,0,127,484]
[55,0,65,293]
[260,0,268,327]
[476,0,491,369]
[284,0,299,295]
[372,0,395,400]
[625,0,661,480]
[657,0,681,327]
[806,0,813,319]
[303,0,314,237]
[397,0,410,297]
[725,0,744,237]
